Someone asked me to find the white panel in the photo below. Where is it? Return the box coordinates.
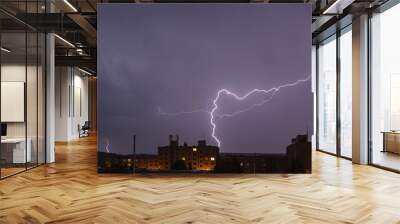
[390,74,400,130]
[1,82,25,122]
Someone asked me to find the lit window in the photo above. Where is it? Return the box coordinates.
[210,157,215,161]
[193,147,197,152]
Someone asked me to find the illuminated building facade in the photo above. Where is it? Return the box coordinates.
[158,135,219,171]
[135,155,160,171]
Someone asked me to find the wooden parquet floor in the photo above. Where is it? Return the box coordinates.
[1,135,400,224]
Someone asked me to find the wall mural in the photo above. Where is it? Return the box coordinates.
[98,4,313,173]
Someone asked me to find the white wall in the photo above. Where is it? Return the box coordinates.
[72,73,89,138]
[1,65,39,137]
[1,63,46,163]
[1,65,28,142]
[55,67,89,141]
[55,66,70,141]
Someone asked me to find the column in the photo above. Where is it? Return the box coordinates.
[352,14,369,164]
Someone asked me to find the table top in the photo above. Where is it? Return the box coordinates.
[1,138,29,143]
[381,131,400,134]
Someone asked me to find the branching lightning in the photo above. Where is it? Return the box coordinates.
[158,75,311,148]
[157,106,209,116]
[213,91,277,119]
[105,138,111,153]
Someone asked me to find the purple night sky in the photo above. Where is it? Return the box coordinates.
[98,4,312,155]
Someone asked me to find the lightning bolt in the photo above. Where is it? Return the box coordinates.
[157,106,209,116]
[156,93,276,119]
[158,75,311,147]
[105,138,111,153]
[213,90,277,118]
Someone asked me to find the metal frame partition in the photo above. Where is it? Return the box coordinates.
[315,23,353,161]
[0,0,47,180]
[316,0,400,173]
[367,0,400,173]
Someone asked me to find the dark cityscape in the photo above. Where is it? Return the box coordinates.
[98,134,311,173]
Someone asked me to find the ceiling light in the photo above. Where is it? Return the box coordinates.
[78,67,93,76]
[1,47,11,53]
[63,0,78,12]
[323,0,354,15]
[323,0,341,14]
[76,48,85,56]
[54,34,75,48]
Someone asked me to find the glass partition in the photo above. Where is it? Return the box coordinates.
[0,1,46,179]
[317,35,337,154]
[316,25,353,159]
[371,3,400,171]
[0,31,28,177]
[339,28,352,158]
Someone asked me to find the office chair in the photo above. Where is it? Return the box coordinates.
[79,121,90,138]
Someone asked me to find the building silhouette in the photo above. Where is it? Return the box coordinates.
[215,134,311,173]
[135,154,160,171]
[98,134,311,173]
[286,134,311,173]
[215,153,289,173]
[158,135,219,171]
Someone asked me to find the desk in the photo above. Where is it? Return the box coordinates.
[382,131,400,154]
[1,138,31,164]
